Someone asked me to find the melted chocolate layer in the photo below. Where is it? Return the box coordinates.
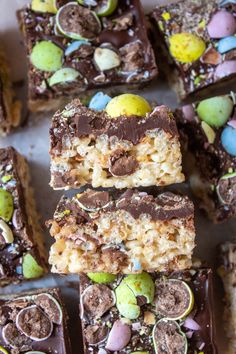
[50,99,178,152]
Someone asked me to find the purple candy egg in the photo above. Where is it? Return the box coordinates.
[182,105,195,121]
[207,10,236,38]
[105,320,131,351]
[214,60,236,79]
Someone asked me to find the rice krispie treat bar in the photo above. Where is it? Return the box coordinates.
[0,147,47,286]
[79,269,217,353]
[17,0,157,112]
[176,92,236,223]
[0,288,71,353]
[49,93,184,190]
[0,50,21,135]
[47,189,195,274]
[150,0,236,101]
[218,240,236,354]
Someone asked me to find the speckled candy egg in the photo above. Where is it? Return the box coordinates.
[169,33,206,63]
[214,60,236,79]
[207,10,236,38]
[221,125,236,156]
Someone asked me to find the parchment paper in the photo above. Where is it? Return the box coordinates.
[0,0,235,352]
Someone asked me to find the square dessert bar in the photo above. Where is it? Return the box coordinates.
[176,92,236,223]
[0,147,47,286]
[0,288,71,353]
[150,0,236,101]
[48,189,195,274]
[0,50,21,135]
[218,241,236,354]
[79,269,217,354]
[18,0,157,112]
[49,97,184,190]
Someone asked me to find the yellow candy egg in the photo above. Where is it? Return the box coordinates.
[169,32,206,63]
[105,94,152,118]
[31,0,57,14]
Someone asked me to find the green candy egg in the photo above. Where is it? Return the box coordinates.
[123,273,155,303]
[22,254,44,279]
[31,0,57,14]
[30,41,64,72]
[0,189,13,222]
[115,283,140,319]
[0,346,9,354]
[77,0,118,16]
[197,95,233,128]
[48,68,80,86]
[87,272,116,283]
[115,273,155,319]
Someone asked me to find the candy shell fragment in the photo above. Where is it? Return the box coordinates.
[48,68,80,86]
[0,189,13,222]
[22,254,44,279]
[94,47,121,71]
[31,0,57,14]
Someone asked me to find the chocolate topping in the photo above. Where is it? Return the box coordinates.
[77,190,110,211]
[16,305,53,341]
[56,190,194,224]
[57,3,101,39]
[109,149,139,177]
[84,324,108,345]
[155,279,191,319]
[81,284,115,319]
[51,100,178,152]
[34,293,63,325]
[2,322,31,350]
[153,319,187,354]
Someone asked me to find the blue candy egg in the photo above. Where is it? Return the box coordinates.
[220,0,236,5]
[218,36,236,54]
[89,92,112,111]
[65,40,90,56]
[221,125,236,156]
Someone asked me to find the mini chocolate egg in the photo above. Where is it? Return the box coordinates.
[30,41,63,72]
[214,60,236,79]
[22,254,44,279]
[89,92,112,111]
[169,32,206,63]
[218,36,236,54]
[207,10,236,38]
[105,320,131,351]
[221,125,236,156]
[0,189,13,222]
[196,95,233,128]
[106,94,151,118]
[94,47,121,71]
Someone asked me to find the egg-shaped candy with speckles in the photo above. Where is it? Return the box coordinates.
[207,10,236,38]
[214,60,236,79]
[221,125,236,156]
[169,33,206,63]
[218,36,236,54]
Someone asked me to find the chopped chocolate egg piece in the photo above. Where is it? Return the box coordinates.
[17,0,157,112]
[77,190,110,211]
[176,92,236,222]
[155,279,194,320]
[81,284,115,319]
[150,0,236,101]
[49,96,184,190]
[16,305,53,341]
[34,293,63,325]
[153,319,187,354]
[0,288,71,353]
[78,270,217,353]
[48,189,195,274]
[0,147,47,286]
